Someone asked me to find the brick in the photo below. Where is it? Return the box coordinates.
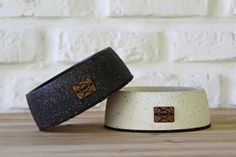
[56,31,116,62]
[0,29,44,63]
[129,72,220,107]
[214,0,236,16]
[105,0,208,17]
[56,31,159,63]
[171,31,236,62]
[114,32,159,62]
[0,74,5,112]
[0,0,38,17]
[35,0,93,17]
[0,0,93,17]
[1,75,44,112]
[232,0,236,15]
[220,75,236,107]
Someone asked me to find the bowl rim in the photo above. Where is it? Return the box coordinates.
[120,86,204,93]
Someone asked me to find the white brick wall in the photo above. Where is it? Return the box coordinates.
[0,0,236,112]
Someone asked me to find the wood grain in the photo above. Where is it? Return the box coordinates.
[0,109,235,157]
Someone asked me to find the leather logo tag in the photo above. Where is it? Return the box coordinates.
[73,78,96,100]
[154,106,174,122]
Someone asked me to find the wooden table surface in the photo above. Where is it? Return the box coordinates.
[0,109,235,157]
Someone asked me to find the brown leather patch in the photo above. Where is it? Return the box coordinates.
[154,106,174,122]
[73,78,96,100]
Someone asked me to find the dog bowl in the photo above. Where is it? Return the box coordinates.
[105,86,211,132]
[26,47,133,130]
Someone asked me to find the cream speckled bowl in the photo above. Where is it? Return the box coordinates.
[105,87,211,132]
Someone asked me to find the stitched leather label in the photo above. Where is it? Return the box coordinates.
[73,78,96,100]
[154,106,174,122]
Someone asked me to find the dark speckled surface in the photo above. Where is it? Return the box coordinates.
[26,47,133,131]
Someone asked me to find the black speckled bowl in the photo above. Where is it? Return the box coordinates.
[26,47,133,131]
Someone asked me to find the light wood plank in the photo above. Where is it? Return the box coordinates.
[0,109,235,157]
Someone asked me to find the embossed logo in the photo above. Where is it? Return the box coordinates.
[73,78,96,100]
[154,106,174,123]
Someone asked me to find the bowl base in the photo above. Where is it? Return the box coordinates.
[104,124,211,133]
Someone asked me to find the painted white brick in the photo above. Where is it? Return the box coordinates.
[0,74,5,112]
[35,0,93,17]
[0,29,44,63]
[1,75,44,112]
[56,31,116,62]
[56,31,159,63]
[220,75,236,107]
[0,0,34,17]
[212,0,236,16]
[115,32,159,62]
[232,0,236,15]
[171,31,236,62]
[0,0,93,17]
[129,72,220,108]
[105,0,208,17]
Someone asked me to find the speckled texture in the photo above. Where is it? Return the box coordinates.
[26,47,133,131]
[105,87,211,132]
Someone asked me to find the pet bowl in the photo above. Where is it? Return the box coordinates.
[105,86,211,132]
